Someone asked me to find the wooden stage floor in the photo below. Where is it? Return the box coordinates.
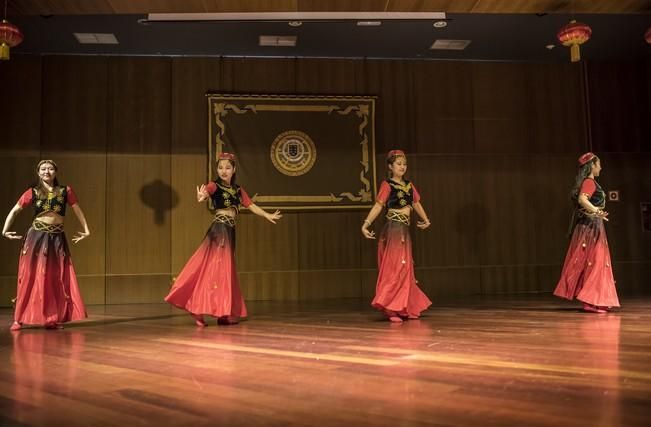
[1,295,650,427]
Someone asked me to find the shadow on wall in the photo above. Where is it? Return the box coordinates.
[140,179,179,225]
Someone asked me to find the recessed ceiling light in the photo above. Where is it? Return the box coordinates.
[73,33,119,44]
[357,21,382,26]
[433,21,447,28]
[74,33,97,44]
[429,39,471,50]
[95,34,119,44]
[259,35,297,47]
[545,44,555,50]
[288,21,302,27]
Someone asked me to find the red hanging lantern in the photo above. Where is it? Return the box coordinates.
[0,19,23,60]
[557,20,592,63]
[645,27,651,44]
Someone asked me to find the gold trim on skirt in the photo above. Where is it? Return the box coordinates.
[32,221,64,234]
[386,210,410,226]
[213,212,236,227]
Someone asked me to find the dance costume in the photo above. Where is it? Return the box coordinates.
[165,181,252,319]
[372,179,432,317]
[13,186,87,326]
[554,178,620,308]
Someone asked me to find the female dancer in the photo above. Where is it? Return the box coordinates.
[165,152,281,326]
[2,160,90,331]
[361,150,432,322]
[554,152,620,313]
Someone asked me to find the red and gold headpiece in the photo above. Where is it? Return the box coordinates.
[218,152,236,161]
[578,152,596,166]
[387,149,406,160]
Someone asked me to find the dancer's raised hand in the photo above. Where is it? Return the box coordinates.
[196,184,209,202]
[265,210,282,224]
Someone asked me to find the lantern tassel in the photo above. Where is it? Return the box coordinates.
[0,42,9,60]
[570,44,580,62]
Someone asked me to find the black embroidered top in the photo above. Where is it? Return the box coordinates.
[579,178,605,209]
[17,185,78,217]
[206,181,253,211]
[569,178,607,232]
[376,179,421,209]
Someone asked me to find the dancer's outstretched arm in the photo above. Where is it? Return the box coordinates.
[413,202,431,229]
[70,204,91,243]
[2,204,24,240]
[248,204,282,224]
[361,202,384,239]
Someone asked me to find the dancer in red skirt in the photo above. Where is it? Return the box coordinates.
[361,150,432,322]
[554,152,620,313]
[2,160,90,331]
[165,152,281,326]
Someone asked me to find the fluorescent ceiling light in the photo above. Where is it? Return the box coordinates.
[357,21,382,26]
[147,12,446,22]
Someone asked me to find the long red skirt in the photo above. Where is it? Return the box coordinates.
[14,226,87,325]
[372,220,432,316]
[554,217,620,307]
[165,221,247,318]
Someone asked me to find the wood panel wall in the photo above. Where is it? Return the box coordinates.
[0,56,649,306]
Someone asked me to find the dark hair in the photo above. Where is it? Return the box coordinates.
[570,155,599,201]
[33,160,60,198]
[215,158,237,186]
[386,153,407,179]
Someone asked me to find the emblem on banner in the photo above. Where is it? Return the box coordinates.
[270,130,317,176]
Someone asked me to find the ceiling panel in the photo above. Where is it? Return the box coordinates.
[7,12,650,61]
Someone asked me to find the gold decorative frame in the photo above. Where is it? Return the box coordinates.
[207,94,377,210]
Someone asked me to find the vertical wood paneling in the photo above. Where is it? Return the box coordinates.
[294,57,367,299]
[476,155,537,266]
[588,61,651,153]
[471,62,528,154]
[40,56,109,304]
[0,56,42,305]
[105,57,172,303]
[295,58,364,95]
[299,270,362,300]
[412,61,475,154]
[239,271,299,301]
[220,57,301,300]
[595,154,651,262]
[365,60,417,154]
[0,56,649,306]
[235,212,300,299]
[221,57,296,93]
[0,56,42,152]
[297,212,364,299]
[170,58,223,275]
[527,155,577,265]
[415,267,482,298]
[409,155,480,268]
[524,62,586,153]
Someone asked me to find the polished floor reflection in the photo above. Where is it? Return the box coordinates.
[1,296,650,427]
